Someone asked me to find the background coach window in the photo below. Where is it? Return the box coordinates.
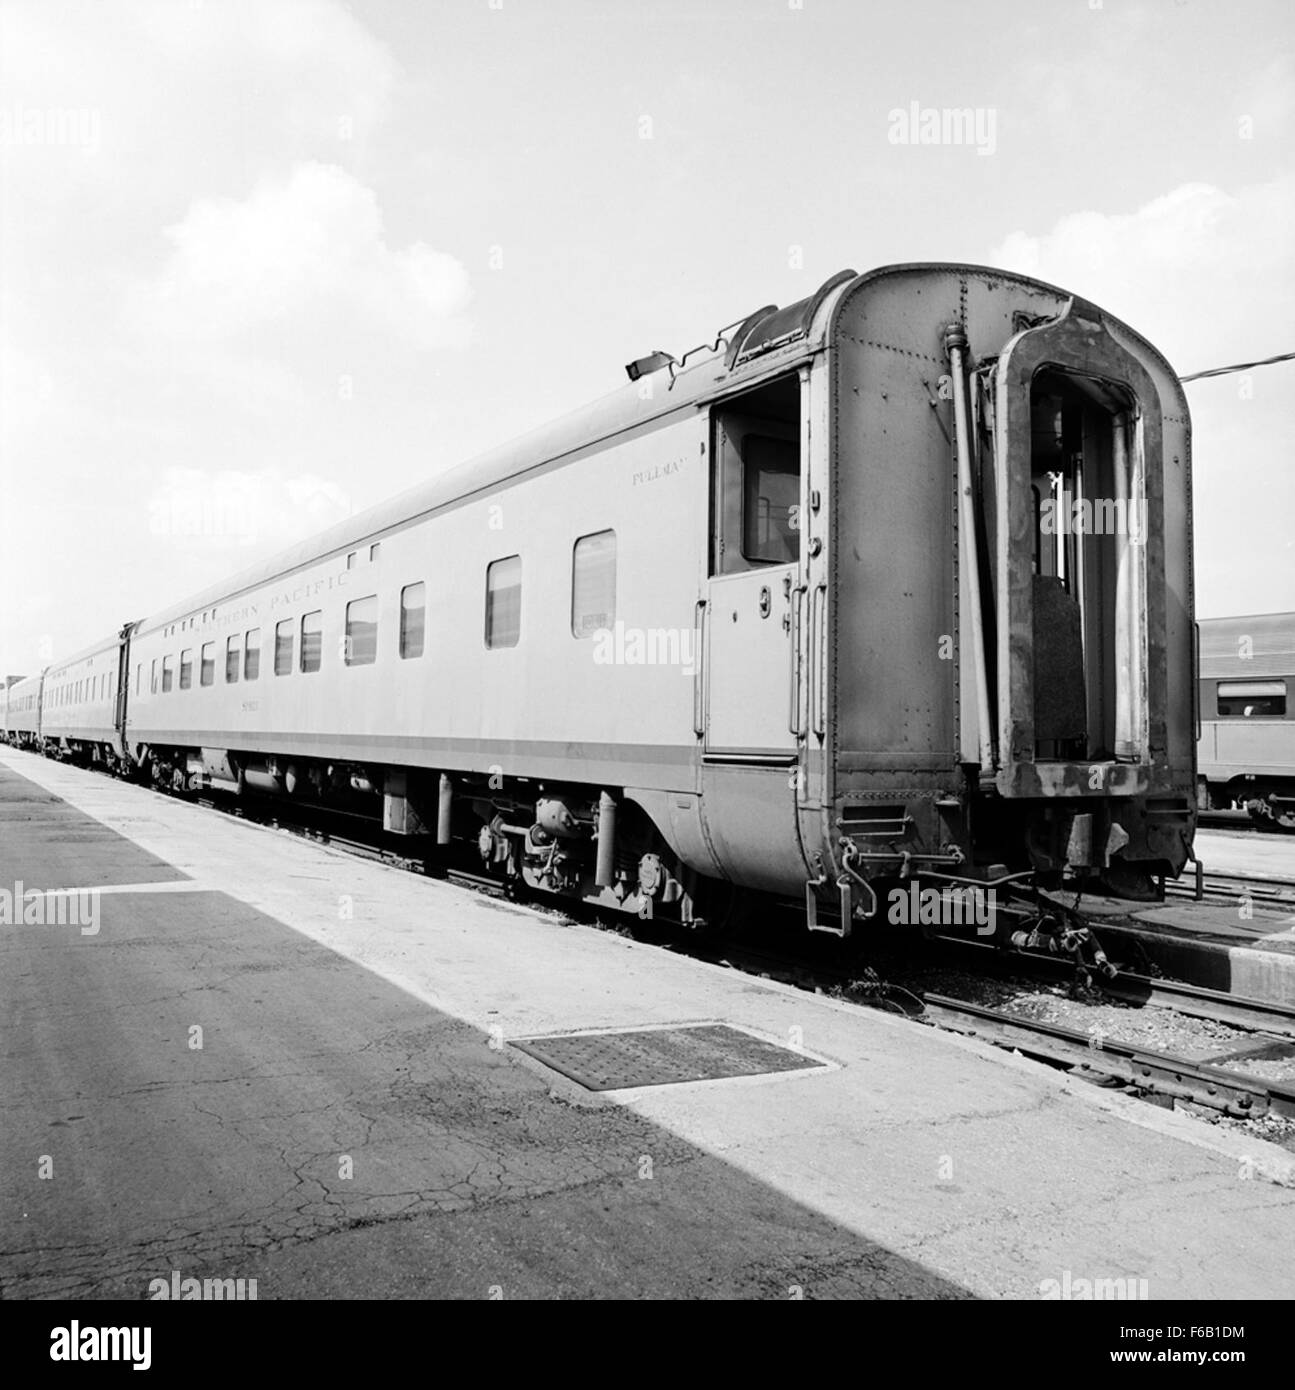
[485,556,521,649]
[179,649,193,690]
[1218,680,1287,717]
[711,374,801,575]
[245,628,261,680]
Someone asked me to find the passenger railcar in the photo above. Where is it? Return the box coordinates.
[7,264,1197,931]
[1197,612,1295,830]
[39,634,128,769]
[4,673,43,748]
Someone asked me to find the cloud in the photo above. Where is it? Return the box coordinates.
[0,0,399,191]
[991,178,1295,618]
[129,162,471,347]
[990,176,1295,365]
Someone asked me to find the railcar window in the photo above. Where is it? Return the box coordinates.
[225,637,239,683]
[485,556,522,649]
[742,436,799,564]
[274,621,293,676]
[347,552,357,570]
[1217,680,1287,717]
[711,374,802,575]
[179,650,193,690]
[400,583,425,659]
[151,659,157,694]
[245,628,261,681]
[370,542,381,562]
[200,642,215,687]
[300,611,323,673]
[345,596,378,666]
[136,664,141,696]
[161,657,173,693]
[572,531,617,637]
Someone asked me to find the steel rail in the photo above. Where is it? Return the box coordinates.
[921,992,1295,1120]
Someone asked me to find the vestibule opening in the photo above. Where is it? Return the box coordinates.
[1028,368,1146,763]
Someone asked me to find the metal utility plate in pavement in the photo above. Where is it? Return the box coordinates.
[508,1023,831,1091]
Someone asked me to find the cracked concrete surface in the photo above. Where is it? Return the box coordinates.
[3,749,1295,1300]
[0,763,965,1299]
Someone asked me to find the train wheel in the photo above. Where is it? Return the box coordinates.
[1246,795,1295,833]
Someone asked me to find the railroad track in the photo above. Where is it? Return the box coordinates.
[929,934,1295,1037]
[699,935,1295,1121]
[919,993,1295,1121]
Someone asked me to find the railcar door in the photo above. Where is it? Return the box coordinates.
[703,378,800,755]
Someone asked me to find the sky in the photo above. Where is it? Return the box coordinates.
[2,0,1293,675]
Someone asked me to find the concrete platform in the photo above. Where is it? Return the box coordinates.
[4,746,1295,1301]
[1075,831,1295,1003]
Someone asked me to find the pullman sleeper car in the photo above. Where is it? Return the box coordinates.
[1197,612,1295,830]
[6,264,1196,933]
